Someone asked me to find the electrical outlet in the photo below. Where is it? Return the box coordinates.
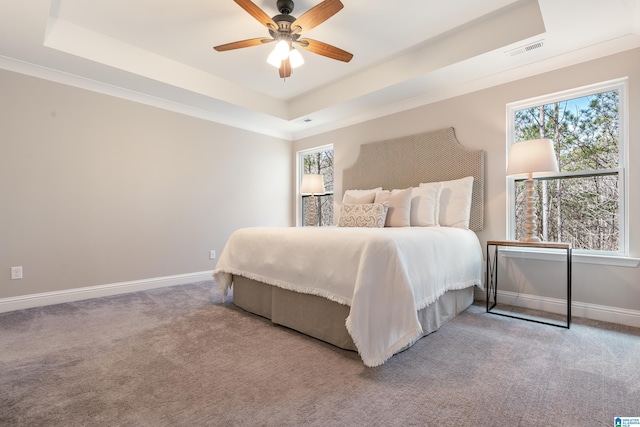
[209,250,216,260]
[11,266,23,280]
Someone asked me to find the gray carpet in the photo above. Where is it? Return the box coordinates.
[1,281,639,426]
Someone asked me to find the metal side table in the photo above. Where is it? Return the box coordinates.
[486,240,572,329]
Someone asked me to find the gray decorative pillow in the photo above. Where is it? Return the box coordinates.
[338,203,389,228]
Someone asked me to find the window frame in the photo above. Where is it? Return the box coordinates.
[296,144,334,227]
[506,78,629,259]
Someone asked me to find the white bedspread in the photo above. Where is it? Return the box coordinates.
[213,226,482,367]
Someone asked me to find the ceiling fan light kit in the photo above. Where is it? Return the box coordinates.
[267,39,290,65]
[214,0,353,80]
[288,48,304,68]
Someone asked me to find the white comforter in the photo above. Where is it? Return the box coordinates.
[213,226,483,367]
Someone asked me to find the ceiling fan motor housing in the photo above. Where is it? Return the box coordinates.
[277,0,294,15]
[269,0,298,42]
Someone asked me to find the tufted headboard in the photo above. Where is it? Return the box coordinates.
[342,127,485,231]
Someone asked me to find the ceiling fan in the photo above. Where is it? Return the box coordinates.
[213,0,353,79]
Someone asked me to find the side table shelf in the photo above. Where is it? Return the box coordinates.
[486,240,572,329]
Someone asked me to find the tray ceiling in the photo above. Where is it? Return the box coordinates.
[1,0,639,139]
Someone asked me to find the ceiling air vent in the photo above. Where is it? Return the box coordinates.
[505,40,545,57]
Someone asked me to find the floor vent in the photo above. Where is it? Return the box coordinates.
[506,39,545,57]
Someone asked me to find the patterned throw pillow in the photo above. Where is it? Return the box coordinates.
[338,203,389,228]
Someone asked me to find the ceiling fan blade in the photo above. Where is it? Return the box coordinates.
[297,38,353,62]
[292,0,343,33]
[279,58,292,79]
[214,38,273,52]
[233,0,277,28]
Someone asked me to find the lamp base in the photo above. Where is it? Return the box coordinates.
[308,194,315,227]
[520,176,540,243]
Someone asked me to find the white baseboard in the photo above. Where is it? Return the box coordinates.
[474,288,640,328]
[0,271,214,314]
[3,276,638,329]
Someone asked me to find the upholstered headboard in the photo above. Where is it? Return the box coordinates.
[342,127,485,231]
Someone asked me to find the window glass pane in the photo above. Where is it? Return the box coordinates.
[510,87,622,252]
[514,175,619,251]
[302,194,334,227]
[514,90,619,173]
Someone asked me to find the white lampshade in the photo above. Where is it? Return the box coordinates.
[507,138,559,178]
[273,40,290,61]
[289,48,304,68]
[266,49,282,68]
[300,174,325,195]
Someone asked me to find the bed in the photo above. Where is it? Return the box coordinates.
[214,127,485,367]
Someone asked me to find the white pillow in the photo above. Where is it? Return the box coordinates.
[344,192,376,204]
[337,203,389,228]
[411,182,443,226]
[437,176,474,229]
[374,187,412,227]
[342,187,382,204]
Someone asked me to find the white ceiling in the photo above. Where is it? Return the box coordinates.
[1,0,640,140]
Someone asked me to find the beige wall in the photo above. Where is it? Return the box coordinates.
[3,47,639,315]
[0,69,293,298]
[294,48,640,313]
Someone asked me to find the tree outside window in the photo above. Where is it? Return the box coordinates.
[509,82,624,253]
[300,147,333,226]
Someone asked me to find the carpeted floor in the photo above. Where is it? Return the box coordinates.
[1,281,639,426]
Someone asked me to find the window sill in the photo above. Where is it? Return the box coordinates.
[499,248,640,267]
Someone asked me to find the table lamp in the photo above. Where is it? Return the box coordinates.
[507,138,559,242]
[300,174,326,226]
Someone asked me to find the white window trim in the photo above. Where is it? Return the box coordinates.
[505,78,630,261]
[499,247,640,267]
[296,144,333,227]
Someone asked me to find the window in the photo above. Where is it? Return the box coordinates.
[298,145,334,226]
[507,79,627,254]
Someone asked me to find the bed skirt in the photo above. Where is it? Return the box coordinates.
[232,274,474,352]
